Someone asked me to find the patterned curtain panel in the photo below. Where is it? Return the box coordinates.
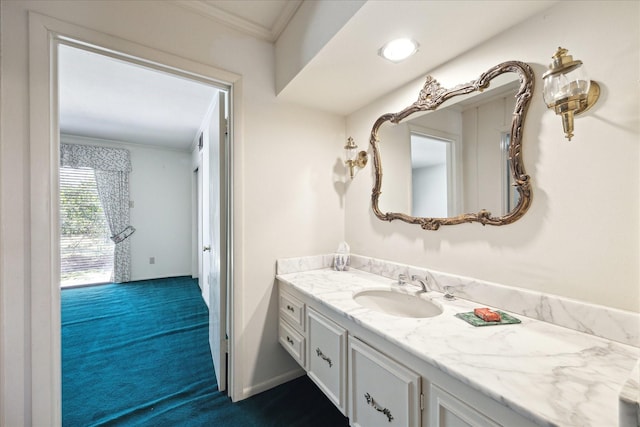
[95,171,131,283]
[60,143,133,283]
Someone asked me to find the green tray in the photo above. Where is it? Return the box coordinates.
[455,311,521,327]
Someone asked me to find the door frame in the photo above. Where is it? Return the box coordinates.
[28,12,243,424]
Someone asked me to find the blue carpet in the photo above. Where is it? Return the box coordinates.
[62,277,349,426]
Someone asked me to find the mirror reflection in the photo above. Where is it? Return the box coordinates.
[378,79,519,218]
[370,61,534,230]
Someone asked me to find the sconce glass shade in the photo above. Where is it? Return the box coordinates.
[344,137,358,162]
[542,47,600,141]
[542,64,590,107]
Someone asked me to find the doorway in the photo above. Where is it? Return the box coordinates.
[410,132,455,218]
[56,39,233,405]
[27,14,243,421]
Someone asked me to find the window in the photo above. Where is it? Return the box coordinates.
[60,167,114,287]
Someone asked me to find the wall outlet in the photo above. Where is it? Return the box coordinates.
[149,257,155,264]
[129,200,134,208]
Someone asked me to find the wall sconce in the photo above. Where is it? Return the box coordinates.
[344,137,368,179]
[542,47,600,141]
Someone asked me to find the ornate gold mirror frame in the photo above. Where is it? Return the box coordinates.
[370,61,534,230]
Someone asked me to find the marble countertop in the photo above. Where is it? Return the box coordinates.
[277,268,640,427]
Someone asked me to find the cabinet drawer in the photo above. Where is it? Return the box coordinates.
[279,291,305,332]
[279,320,306,368]
[430,384,501,427]
[307,308,347,415]
[349,336,421,427]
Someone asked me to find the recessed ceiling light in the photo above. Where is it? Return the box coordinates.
[379,38,419,63]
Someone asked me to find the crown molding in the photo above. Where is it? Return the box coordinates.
[171,0,302,42]
[270,0,303,41]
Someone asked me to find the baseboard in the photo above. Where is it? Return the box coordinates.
[240,368,305,400]
[127,274,193,283]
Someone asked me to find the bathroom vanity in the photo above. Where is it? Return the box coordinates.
[276,255,640,427]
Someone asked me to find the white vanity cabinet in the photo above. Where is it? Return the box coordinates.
[429,385,501,427]
[349,336,422,427]
[307,308,348,415]
[277,282,539,427]
[278,290,306,368]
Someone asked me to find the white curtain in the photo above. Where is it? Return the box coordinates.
[94,170,131,283]
[60,143,133,283]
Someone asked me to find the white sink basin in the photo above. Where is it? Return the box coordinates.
[353,289,443,318]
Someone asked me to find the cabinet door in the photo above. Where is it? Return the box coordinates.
[307,308,347,415]
[349,337,421,427]
[430,385,501,427]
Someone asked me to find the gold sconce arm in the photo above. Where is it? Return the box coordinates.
[344,137,368,179]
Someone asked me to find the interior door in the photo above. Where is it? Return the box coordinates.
[196,166,203,292]
[208,91,227,391]
[198,151,211,307]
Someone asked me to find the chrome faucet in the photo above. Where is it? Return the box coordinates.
[410,274,431,293]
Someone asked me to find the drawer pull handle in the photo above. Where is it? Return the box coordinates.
[364,392,394,422]
[286,336,294,345]
[286,305,295,312]
[315,348,333,367]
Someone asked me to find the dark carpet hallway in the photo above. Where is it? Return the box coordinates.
[62,276,349,426]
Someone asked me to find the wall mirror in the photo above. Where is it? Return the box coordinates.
[370,61,534,230]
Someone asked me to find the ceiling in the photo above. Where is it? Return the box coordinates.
[276,0,557,114]
[58,44,220,150]
[59,0,557,150]
[59,0,303,150]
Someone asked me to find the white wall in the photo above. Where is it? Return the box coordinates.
[275,0,365,94]
[376,117,413,213]
[345,1,639,313]
[0,1,345,424]
[61,136,193,282]
[241,104,346,392]
[128,144,193,281]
